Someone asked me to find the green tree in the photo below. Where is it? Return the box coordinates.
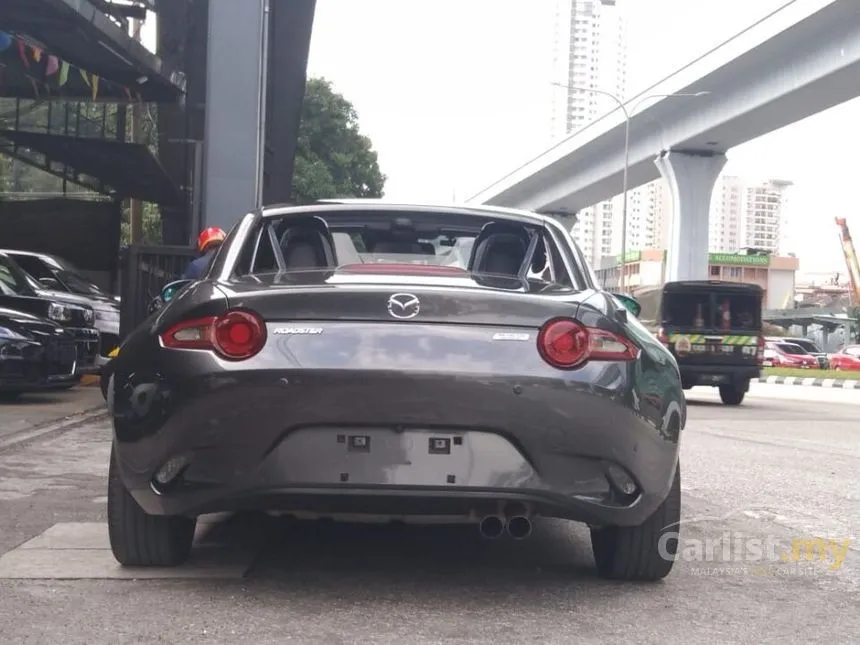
[291,77,385,204]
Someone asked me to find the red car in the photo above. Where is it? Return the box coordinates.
[763,341,819,368]
[829,345,860,371]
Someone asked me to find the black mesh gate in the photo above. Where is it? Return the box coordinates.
[118,244,197,341]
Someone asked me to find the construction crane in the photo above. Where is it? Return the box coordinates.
[835,217,860,305]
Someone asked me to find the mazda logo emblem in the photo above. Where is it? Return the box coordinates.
[387,293,420,320]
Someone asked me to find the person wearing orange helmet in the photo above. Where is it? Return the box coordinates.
[182,226,226,279]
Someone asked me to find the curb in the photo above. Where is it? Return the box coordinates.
[757,375,859,389]
[0,406,108,452]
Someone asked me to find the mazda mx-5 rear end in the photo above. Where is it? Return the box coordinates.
[105,203,685,581]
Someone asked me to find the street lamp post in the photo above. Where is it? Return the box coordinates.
[550,83,709,293]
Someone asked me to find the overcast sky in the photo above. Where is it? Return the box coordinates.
[144,0,857,275]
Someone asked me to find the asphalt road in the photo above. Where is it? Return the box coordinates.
[0,383,857,645]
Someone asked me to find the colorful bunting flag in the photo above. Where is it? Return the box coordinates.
[17,39,29,68]
[0,32,139,102]
[59,61,70,86]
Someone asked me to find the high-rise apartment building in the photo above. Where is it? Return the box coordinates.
[549,0,627,265]
[709,176,793,255]
[605,174,792,262]
[743,178,793,253]
[709,175,744,253]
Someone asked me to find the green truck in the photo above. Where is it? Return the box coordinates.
[635,281,765,406]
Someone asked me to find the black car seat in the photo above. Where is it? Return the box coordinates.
[468,222,531,277]
[279,217,337,269]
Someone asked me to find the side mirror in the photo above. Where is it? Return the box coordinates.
[614,294,641,318]
[38,276,62,289]
[160,279,192,304]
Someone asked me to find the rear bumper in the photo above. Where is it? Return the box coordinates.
[110,366,683,528]
[679,364,760,387]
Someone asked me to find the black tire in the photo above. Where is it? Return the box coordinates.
[107,445,196,566]
[718,384,745,405]
[590,464,681,581]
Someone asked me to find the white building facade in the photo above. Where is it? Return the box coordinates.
[709,176,793,255]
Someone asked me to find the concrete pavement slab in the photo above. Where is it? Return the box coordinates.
[17,522,110,550]
[0,520,259,580]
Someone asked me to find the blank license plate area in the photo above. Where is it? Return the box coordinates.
[692,344,735,355]
[277,427,537,488]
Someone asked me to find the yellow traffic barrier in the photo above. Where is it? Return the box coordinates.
[81,346,118,386]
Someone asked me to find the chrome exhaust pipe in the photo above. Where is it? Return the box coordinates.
[505,515,532,540]
[478,515,505,539]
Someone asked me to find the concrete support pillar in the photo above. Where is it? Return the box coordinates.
[656,151,727,282]
[262,0,316,205]
[202,0,268,231]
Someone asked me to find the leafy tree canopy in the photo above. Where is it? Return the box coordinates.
[291,77,386,204]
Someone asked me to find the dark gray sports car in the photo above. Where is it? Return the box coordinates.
[104,201,686,581]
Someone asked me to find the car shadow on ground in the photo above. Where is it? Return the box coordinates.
[203,511,607,584]
[683,398,723,407]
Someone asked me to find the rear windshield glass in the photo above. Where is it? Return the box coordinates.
[777,343,808,355]
[233,209,580,288]
[0,256,34,297]
[663,290,761,330]
[787,339,820,353]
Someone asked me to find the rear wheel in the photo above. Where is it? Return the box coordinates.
[719,383,746,405]
[590,464,681,581]
[107,445,196,566]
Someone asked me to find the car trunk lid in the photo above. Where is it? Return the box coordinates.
[219,271,590,328]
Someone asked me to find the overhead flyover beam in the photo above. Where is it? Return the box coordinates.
[2,0,184,103]
[468,0,860,213]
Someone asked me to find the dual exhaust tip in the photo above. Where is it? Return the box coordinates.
[478,514,532,540]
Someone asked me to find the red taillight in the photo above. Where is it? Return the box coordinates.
[537,318,639,369]
[160,310,266,360]
[755,336,765,365]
